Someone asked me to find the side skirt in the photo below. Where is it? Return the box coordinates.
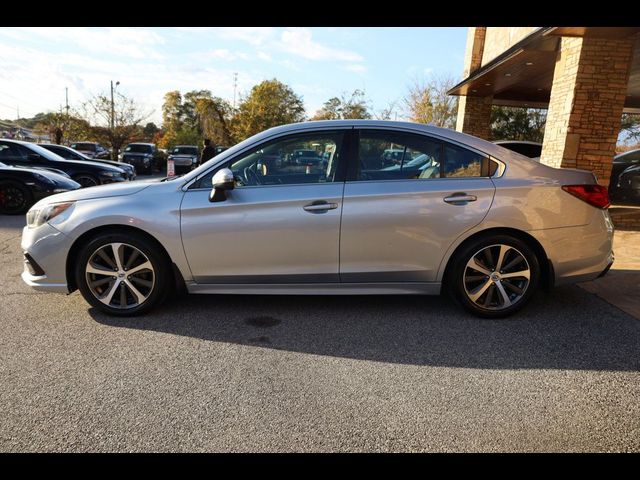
[186,282,442,295]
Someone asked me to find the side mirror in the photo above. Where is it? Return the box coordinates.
[28,153,41,162]
[209,168,235,202]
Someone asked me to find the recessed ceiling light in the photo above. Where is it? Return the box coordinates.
[537,88,543,91]
[485,83,492,86]
[526,62,534,66]
[472,89,477,93]
[505,73,512,77]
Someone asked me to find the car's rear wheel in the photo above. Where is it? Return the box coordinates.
[75,232,172,316]
[0,180,33,214]
[447,235,540,318]
[73,174,99,188]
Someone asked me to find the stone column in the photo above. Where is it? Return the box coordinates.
[540,36,635,186]
[455,27,493,140]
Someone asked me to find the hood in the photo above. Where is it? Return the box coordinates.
[35,179,155,205]
[55,157,124,172]
[2,164,74,184]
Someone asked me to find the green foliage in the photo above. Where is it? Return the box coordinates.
[311,90,372,120]
[232,79,306,141]
[621,113,640,142]
[490,106,547,142]
[160,90,234,149]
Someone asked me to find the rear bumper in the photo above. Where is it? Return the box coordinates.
[530,209,614,286]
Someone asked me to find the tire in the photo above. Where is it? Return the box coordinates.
[0,180,33,214]
[446,234,540,319]
[75,231,172,316]
[73,174,99,188]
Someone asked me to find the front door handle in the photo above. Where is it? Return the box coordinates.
[303,201,338,213]
[443,193,477,205]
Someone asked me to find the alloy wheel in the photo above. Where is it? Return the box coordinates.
[75,175,99,187]
[85,242,155,309]
[463,244,531,311]
[0,185,26,212]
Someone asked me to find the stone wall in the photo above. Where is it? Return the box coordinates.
[539,36,635,187]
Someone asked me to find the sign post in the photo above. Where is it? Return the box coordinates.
[167,158,175,177]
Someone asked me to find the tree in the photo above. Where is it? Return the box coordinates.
[232,79,305,141]
[160,90,234,149]
[80,91,151,160]
[143,122,160,140]
[490,106,547,142]
[311,90,372,120]
[34,112,92,145]
[621,113,640,143]
[403,74,458,128]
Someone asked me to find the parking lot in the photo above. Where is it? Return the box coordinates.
[1,214,639,452]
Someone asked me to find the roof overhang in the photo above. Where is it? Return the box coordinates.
[448,27,640,113]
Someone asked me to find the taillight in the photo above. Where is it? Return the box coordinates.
[561,184,610,209]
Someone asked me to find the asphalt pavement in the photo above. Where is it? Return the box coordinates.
[1,213,639,452]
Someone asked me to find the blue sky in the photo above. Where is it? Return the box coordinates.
[0,27,468,125]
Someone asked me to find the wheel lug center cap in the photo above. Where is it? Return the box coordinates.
[490,272,500,281]
[117,272,125,278]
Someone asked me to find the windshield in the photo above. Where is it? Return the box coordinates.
[26,143,68,162]
[125,144,153,154]
[71,143,95,150]
[171,146,198,155]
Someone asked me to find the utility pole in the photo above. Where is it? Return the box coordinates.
[16,105,19,120]
[233,72,238,110]
[65,87,69,117]
[110,80,119,161]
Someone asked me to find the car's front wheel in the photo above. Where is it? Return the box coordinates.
[75,232,172,316]
[0,180,33,214]
[447,235,540,318]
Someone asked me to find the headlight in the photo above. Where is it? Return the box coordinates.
[101,171,123,178]
[26,202,75,228]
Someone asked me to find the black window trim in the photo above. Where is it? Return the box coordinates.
[187,128,354,191]
[348,128,499,183]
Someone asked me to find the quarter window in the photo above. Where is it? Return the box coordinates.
[443,143,489,177]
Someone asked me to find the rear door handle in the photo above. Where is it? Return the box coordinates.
[443,193,477,205]
[303,201,338,213]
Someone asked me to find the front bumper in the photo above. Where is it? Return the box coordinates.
[21,223,74,293]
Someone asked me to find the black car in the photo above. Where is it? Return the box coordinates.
[119,143,163,174]
[612,163,640,202]
[493,140,542,160]
[0,139,128,188]
[39,144,136,180]
[69,141,111,160]
[610,149,640,195]
[0,161,80,214]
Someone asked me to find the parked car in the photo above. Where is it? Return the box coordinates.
[493,140,542,161]
[21,120,613,319]
[609,149,640,196]
[69,142,111,160]
[0,161,80,214]
[119,143,163,174]
[39,144,136,181]
[292,149,323,165]
[167,145,200,174]
[612,163,640,202]
[0,139,128,188]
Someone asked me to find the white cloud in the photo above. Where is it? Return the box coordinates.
[278,28,363,62]
[0,27,166,60]
[198,49,250,61]
[257,51,272,62]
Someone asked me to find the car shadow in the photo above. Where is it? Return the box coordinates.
[88,284,640,372]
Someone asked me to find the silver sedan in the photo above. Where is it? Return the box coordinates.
[20,120,614,318]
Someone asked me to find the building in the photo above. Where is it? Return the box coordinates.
[448,27,640,187]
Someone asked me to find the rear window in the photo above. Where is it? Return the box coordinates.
[125,144,153,154]
[171,146,198,155]
[72,143,95,151]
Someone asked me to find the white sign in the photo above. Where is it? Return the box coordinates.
[167,159,175,177]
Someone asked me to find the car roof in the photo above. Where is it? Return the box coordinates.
[174,145,198,148]
[492,140,542,146]
[615,148,640,159]
[127,142,154,146]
